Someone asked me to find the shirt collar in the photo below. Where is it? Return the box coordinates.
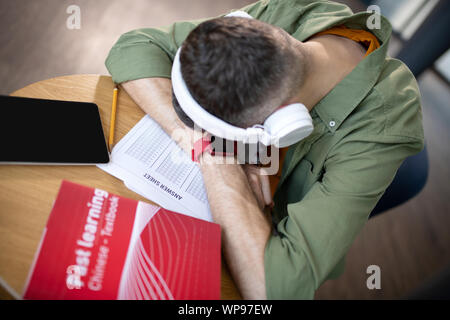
[293,12,392,132]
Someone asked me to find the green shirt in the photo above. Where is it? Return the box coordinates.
[105,0,424,299]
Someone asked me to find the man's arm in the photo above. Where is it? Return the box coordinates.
[120,78,187,136]
[120,78,199,155]
[199,153,272,299]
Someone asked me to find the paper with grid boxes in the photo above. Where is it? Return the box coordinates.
[97,115,211,222]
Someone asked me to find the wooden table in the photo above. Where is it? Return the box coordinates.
[0,74,240,300]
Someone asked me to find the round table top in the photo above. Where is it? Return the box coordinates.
[0,74,240,300]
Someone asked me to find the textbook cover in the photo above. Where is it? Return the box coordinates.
[23,181,221,300]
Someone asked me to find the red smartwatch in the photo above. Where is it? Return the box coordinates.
[191,136,238,163]
[191,136,213,162]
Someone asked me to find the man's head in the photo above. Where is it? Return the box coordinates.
[172,17,307,129]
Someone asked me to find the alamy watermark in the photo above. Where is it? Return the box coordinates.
[366,5,381,30]
[169,124,280,175]
[366,265,381,290]
[66,5,81,30]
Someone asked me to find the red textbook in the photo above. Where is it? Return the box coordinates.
[23,181,221,300]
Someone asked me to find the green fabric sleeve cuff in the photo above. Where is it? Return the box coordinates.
[264,231,316,300]
[105,42,173,84]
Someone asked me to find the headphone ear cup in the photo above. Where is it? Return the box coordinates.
[263,103,314,147]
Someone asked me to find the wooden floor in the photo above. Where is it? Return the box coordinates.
[1,0,449,299]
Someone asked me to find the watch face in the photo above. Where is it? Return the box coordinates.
[210,136,274,165]
[193,135,279,172]
[210,136,237,157]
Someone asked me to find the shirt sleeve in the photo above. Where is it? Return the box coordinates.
[104,1,271,84]
[264,135,424,299]
[105,22,203,83]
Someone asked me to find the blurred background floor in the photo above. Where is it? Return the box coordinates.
[1,0,449,299]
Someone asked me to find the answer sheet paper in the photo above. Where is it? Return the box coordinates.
[97,116,212,222]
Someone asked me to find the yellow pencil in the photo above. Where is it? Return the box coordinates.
[108,87,118,152]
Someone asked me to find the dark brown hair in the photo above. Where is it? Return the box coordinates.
[172,17,300,128]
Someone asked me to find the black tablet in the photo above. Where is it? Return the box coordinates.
[0,95,110,164]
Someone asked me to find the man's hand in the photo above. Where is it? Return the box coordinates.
[243,165,273,210]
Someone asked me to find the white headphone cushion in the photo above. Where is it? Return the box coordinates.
[263,103,313,147]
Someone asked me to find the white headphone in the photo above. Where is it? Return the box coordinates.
[171,11,314,148]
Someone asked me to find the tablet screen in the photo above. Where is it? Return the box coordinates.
[0,95,110,164]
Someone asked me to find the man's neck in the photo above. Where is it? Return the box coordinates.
[287,35,366,111]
